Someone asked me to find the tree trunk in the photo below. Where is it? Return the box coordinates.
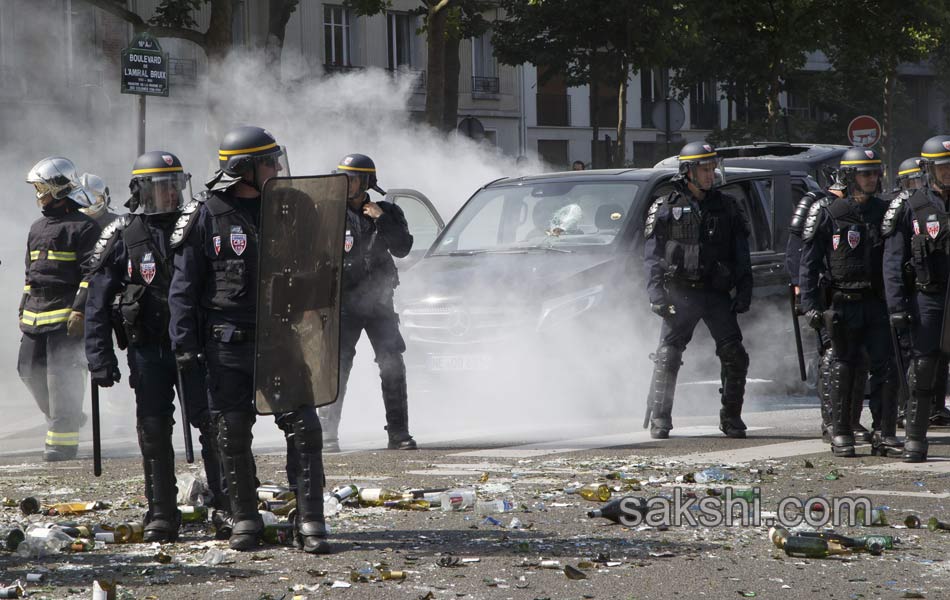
[442,9,461,133]
[265,0,299,76]
[425,4,448,130]
[615,58,628,167]
[205,0,235,143]
[590,54,601,167]
[766,73,781,139]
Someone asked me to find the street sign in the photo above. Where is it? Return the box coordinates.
[651,99,685,132]
[847,115,881,147]
[121,33,168,97]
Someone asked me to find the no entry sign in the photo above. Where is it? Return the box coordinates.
[847,115,881,147]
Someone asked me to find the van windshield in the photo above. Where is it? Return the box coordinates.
[431,181,639,256]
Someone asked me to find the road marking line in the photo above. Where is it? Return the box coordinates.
[859,457,950,474]
[664,439,830,465]
[846,488,950,499]
[447,426,772,459]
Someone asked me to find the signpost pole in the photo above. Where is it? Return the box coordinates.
[138,95,146,156]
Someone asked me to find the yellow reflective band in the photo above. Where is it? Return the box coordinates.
[678,152,717,160]
[29,250,40,260]
[218,142,278,156]
[898,167,922,176]
[131,166,183,175]
[46,431,79,446]
[336,164,376,173]
[47,251,77,261]
[23,285,30,292]
[21,308,72,326]
[840,159,882,165]
[79,281,89,289]
[922,151,950,158]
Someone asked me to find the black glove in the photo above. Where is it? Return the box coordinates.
[805,309,824,331]
[175,351,202,371]
[651,302,676,318]
[90,365,121,388]
[890,312,913,332]
[731,298,750,314]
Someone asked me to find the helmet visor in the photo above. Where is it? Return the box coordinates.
[137,173,192,214]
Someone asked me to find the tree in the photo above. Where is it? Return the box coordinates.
[266,0,302,73]
[823,0,950,177]
[494,0,672,167]
[346,0,490,133]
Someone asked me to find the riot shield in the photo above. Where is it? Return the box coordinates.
[254,175,347,414]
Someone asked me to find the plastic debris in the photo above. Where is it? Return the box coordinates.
[563,565,587,580]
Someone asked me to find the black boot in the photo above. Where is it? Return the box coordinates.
[138,416,181,543]
[718,341,749,439]
[647,345,682,439]
[217,412,263,550]
[904,357,935,463]
[195,418,227,510]
[829,360,856,457]
[870,374,902,457]
[287,408,332,554]
[379,354,417,450]
[275,414,300,492]
[818,351,834,443]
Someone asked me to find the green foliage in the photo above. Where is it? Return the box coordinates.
[149,0,204,29]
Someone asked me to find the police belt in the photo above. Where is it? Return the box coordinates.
[667,278,705,290]
[210,325,255,344]
[830,288,874,303]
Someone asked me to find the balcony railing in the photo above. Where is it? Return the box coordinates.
[324,64,365,76]
[690,101,719,130]
[536,93,571,127]
[472,76,500,98]
[388,68,426,93]
[168,58,197,85]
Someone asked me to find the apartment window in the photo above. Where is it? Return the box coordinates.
[690,79,718,129]
[387,12,413,70]
[472,31,499,97]
[538,140,569,170]
[324,5,351,66]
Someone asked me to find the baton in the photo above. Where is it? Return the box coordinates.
[174,365,195,464]
[90,376,102,477]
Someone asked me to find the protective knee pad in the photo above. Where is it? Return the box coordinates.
[377,352,407,381]
[818,351,834,426]
[137,416,174,459]
[655,345,684,373]
[290,407,324,455]
[717,341,749,376]
[907,355,939,438]
[829,360,856,435]
[216,411,256,457]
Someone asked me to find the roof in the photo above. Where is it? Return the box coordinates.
[654,142,848,171]
[487,166,776,188]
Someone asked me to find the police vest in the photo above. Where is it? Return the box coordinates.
[664,190,738,289]
[119,215,173,346]
[202,194,259,314]
[824,197,877,289]
[908,191,950,291]
[664,193,703,281]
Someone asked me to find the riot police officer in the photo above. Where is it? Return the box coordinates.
[168,126,331,553]
[84,152,224,542]
[800,146,900,458]
[79,173,120,229]
[642,141,753,439]
[784,172,868,443]
[883,135,950,462]
[317,154,416,452]
[19,157,101,461]
[895,157,924,193]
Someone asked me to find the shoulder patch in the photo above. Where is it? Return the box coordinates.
[881,191,910,238]
[643,198,664,239]
[170,198,204,248]
[802,200,823,241]
[89,214,128,271]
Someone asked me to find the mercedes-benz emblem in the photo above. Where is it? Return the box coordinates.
[448,308,471,337]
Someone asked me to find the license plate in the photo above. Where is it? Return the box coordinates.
[427,354,493,371]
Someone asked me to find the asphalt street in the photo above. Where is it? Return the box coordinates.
[0,393,948,600]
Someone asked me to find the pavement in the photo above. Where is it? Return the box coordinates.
[0,393,948,600]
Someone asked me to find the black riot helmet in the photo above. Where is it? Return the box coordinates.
[128,151,192,215]
[208,125,289,192]
[920,135,950,192]
[838,146,883,194]
[896,157,923,192]
[676,141,724,190]
[333,153,386,198]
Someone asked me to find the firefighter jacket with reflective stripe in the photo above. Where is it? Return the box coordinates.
[342,196,413,316]
[20,205,100,334]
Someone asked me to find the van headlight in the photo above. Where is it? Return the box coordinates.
[537,285,604,331]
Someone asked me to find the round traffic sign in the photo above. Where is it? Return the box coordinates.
[847,115,881,147]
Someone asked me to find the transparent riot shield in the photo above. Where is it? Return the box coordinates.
[254,175,348,414]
